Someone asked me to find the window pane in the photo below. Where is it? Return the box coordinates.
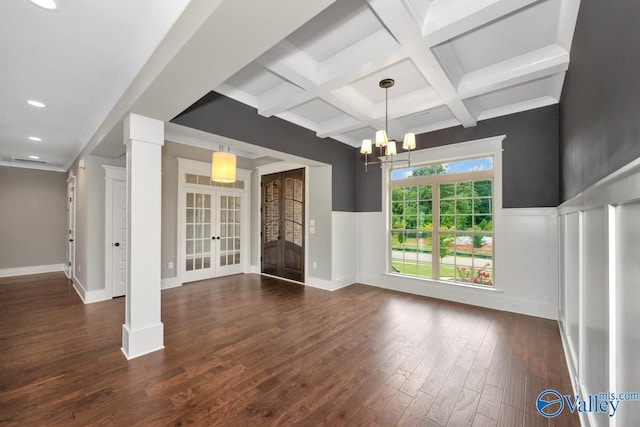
[419,215,432,230]
[405,187,418,201]
[456,215,472,231]
[474,180,492,196]
[405,216,417,230]
[440,183,455,199]
[185,174,197,184]
[418,200,432,216]
[418,185,432,200]
[440,215,454,229]
[455,198,472,215]
[440,200,455,215]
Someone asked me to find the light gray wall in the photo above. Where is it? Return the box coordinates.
[68,154,125,291]
[307,165,332,281]
[0,166,67,269]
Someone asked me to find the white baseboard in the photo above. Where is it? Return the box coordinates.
[503,296,557,320]
[71,276,111,304]
[161,277,180,290]
[306,275,355,291]
[558,322,589,426]
[0,263,66,278]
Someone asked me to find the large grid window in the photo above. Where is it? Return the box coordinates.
[390,157,494,287]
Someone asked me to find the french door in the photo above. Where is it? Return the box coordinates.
[261,168,305,282]
[183,188,243,283]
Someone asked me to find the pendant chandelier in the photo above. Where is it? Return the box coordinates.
[211,145,237,183]
[360,78,416,172]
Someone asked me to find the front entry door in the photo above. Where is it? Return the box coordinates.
[111,179,127,297]
[261,168,305,282]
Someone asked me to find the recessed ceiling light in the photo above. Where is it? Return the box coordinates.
[28,136,42,141]
[29,155,40,160]
[27,100,46,108]
[28,0,57,10]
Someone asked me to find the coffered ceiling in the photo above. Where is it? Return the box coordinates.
[0,0,580,171]
[215,0,580,147]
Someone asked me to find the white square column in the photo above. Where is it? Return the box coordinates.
[121,113,165,359]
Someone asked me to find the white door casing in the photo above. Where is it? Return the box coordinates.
[111,180,127,297]
[66,175,76,279]
[104,166,127,298]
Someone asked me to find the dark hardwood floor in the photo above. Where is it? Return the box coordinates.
[0,272,578,426]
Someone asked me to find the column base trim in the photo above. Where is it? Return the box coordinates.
[121,322,164,360]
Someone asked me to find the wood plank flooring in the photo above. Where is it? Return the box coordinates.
[0,272,578,426]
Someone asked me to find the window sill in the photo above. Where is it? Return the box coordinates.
[382,272,504,294]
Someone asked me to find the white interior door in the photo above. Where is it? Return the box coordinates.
[216,191,243,276]
[183,189,215,283]
[111,180,127,297]
[67,176,76,278]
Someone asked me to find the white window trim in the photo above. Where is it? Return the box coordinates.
[382,135,505,291]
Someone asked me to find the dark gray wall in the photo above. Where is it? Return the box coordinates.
[172,92,355,211]
[356,105,560,211]
[559,0,640,201]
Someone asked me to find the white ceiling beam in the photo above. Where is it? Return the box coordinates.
[457,45,570,99]
[423,0,541,46]
[317,29,401,84]
[367,0,477,127]
[317,88,445,137]
[556,0,581,52]
[477,96,558,121]
[255,40,319,88]
[215,83,259,109]
[257,83,315,117]
[409,118,461,135]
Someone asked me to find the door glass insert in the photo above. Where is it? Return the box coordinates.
[264,181,279,243]
[185,191,212,271]
[220,195,241,267]
[285,178,304,246]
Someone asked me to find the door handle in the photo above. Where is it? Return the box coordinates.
[114,242,120,247]
[211,236,221,240]
[217,236,221,240]
[69,239,74,242]
[277,235,281,240]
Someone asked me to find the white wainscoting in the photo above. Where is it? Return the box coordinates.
[331,211,356,289]
[557,158,640,427]
[307,211,356,291]
[355,208,559,320]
